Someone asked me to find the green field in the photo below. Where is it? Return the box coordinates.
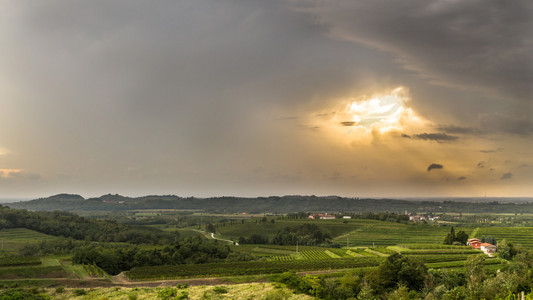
[331,220,472,247]
[1,214,531,288]
[125,257,384,280]
[0,265,67,279]
[0,256,41,267]
[475,227,533,248]
[0,228,59,252]
[213,218,477,248]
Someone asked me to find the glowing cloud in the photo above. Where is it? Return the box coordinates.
[314,87,427,143]
[0,147,10,156]
[0,169,21,178]
[344,87,411,133]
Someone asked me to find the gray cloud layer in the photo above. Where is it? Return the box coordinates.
[0,0,531,197]
[413,133,458,142]
[295,0,533,100]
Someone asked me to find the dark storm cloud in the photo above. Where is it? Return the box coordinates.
[413,133,458,142]
[340,122,356,127]
[480,149,500,154]
[294,0,533,100]
[437,125,483,135]
[427,163,443,172]
[500,172,513,180]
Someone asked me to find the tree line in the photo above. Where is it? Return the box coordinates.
[238,224,334,246]
[0,205,178,244]
[72,236,252,275]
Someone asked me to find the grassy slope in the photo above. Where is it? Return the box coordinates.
[0,228,59,252]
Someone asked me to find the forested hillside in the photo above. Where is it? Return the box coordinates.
[0,205,178,244]
[7,194,533,214]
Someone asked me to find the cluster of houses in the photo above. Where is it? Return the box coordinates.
[468,238,497,256]
[308,213,336,220]
[408,214,440,222]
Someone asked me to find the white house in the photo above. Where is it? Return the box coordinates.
[480,243,497,256]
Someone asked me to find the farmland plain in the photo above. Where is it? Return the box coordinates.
[1,208,532,299]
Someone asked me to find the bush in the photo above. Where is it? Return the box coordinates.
[0,289,50,300]
[212,286,228,294]
[55,286,65,293]
[73,289,87,296]
[176,283,188,289]
[157,287,177,299]
[177,291,189,299]
[128,294,138,300]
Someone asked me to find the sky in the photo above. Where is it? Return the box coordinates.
[0,0,532,199]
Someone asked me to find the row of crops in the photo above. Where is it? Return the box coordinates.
[401,249,480,255]
[299,250,332,260]
[125,250,501,281]
[399,244,472,250]
[333,224,468,247]
[269,248,380,261]
[0,256,41,267]
[475,227,533,248]
[125,257,385,281]
[267,245,485,261]
[271,255,295,261]
[0,265,66,279]
[426,258,503,269]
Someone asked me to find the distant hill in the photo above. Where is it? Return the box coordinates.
[6,193,85,210]
[5,194,533,214]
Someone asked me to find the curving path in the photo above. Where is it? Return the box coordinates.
[210,232,239,245]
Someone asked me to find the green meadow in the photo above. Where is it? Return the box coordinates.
[0,228,59,253]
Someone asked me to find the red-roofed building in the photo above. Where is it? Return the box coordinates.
[468,238,482,249]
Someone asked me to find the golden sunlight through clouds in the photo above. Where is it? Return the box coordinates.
[314,87,428,144]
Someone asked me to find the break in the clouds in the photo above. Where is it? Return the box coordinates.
[0,0,531,198]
